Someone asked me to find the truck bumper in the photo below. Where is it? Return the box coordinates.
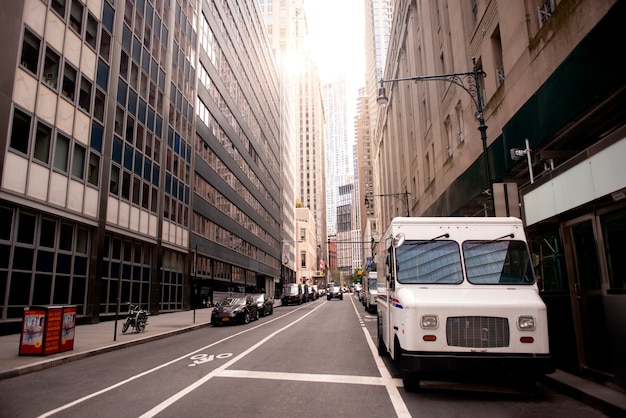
[400,351,554,376]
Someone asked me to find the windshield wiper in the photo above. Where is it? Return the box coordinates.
[406,233,450,247]
[466,233,515,249]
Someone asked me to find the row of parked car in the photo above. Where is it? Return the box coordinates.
[280,283,322,305]
[211,293,274,326]
[211,280,349,327]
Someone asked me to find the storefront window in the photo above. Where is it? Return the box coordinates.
[528,229,568,292]
[602,208,626,292]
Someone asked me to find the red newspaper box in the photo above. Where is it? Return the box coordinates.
[19,306,63,356]
[60,305,76,352]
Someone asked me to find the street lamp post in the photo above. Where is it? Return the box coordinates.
[377,58,492,215]
[365,191,410,217]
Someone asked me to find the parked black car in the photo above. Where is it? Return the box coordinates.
[327,286,343,300]
[211,296,259,325]
[250,293,274,316]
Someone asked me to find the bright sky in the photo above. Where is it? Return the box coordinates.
[304,0,366,145]
[304,0,366,92]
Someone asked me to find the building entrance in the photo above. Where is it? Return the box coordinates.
[565,216,612,376]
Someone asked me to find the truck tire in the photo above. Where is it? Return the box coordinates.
[395,338,420,392]
[377,317,388,357]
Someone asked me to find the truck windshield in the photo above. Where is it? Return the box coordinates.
[463,240,535,285]
[395,240,463,284]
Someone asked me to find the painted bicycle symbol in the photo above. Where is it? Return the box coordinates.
[188,352,232,366]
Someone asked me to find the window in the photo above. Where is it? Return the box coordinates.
[110,166,120,195]
[299,229,306,241]
[78,76,92,111]
[53,133,70,172]
[300,251,306,268]
[34,122,52,163]
[85,12,98,49]
[99,30,111,62]
[43,48,60,89]
[122,170,131,199]
[601,208,626,291]
[51,0,67,18]
[10,108,31,154]
[59,222,73,251]
[69,0,84,34]
[93,89,105,122]
[464,240,535,285]
[62,63,77,101]
[71,143,86,179]
[40,218,57,248]
[396,240,463,284]
[492,26,504,87]
[20,29,40,75]
[87,152,100,185]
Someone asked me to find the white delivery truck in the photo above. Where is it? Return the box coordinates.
[363,271,378,314]
[376,217,553,391]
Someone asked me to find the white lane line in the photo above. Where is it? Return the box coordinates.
[217,369,401,387]
[349,296,412,418]
[37,309,301,418]
[137,301,328,418]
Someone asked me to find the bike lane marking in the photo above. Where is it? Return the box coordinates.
[137,301,328,418]
[36,308,304,418]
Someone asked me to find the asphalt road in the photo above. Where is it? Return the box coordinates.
[0,294,608,418]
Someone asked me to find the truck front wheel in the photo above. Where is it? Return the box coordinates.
[395,338,421,392]
[377,315,388,357]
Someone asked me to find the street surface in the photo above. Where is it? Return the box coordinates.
[0,294,608,417]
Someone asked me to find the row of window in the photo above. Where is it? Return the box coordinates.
[0,205,89,319]
[195,132,279,234]
[99,233,153,314]
[192,212,279,272]
[200,8,280,188]
[20,28,105,117]
[47,0,100,50]
[10,108,100,187]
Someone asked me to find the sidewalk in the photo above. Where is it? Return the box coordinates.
[0,308,213,380]
[1,307,625,417]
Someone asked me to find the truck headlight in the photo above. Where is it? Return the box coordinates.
[421,315,438,329]
[517,315,536,330]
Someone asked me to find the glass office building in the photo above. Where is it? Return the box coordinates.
[0,0,282,332]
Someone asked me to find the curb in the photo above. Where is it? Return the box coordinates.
[0,322,211,381]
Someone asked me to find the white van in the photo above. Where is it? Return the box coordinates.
[376,217,553,391]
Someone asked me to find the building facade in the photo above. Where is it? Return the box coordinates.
[294,206,318,285]
[0,0,283,332]
[376,0,626,390]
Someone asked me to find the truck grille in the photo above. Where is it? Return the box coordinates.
[446,316,510,348]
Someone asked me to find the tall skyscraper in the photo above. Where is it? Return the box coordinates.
[323,76,350,236]
[259,0,327,283]
[355,88,375,269]
[258,0,298,284]
[364,0,392,133]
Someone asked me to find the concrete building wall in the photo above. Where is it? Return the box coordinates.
[378,0,626,390]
